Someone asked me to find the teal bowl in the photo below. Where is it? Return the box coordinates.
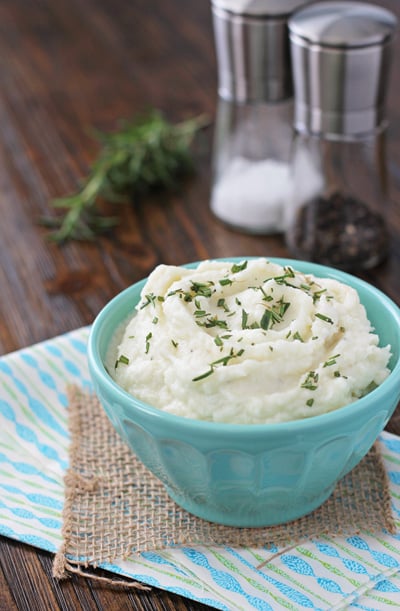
[88,258,400,527]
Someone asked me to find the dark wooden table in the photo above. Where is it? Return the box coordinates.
[0,0,399,609]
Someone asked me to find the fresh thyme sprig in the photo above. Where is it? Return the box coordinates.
[42,111,208,242]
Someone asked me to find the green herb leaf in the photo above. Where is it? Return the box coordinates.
[192,347,244,382]
[192,368,214,382]
[260,309,273,330]
[190,281,214,298]
[231,261,248,273]
[217,298,229,312]
[301,371,319,391]
[140,293,157,309]
[315,313,334,324]
[115,354,129,368]
[42,111,209,242]
[219,278,233,287]
[323,354,340,367]
[145,332,152,354]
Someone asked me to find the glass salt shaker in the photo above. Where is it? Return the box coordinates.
[285,1,397,270]
[210,0,311,234]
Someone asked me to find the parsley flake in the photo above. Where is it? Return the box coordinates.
[219,278,233,287]
[301,371,319,391]
[323,354,340,368]
[145,332,152,354]
[140,293,157,309]
[315,313,334,324]
[115,354,129,368]
[231,261,248,273]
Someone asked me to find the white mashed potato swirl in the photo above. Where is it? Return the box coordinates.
[109,259,391,424]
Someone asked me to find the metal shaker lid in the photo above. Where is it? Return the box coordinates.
[289,2,397,137]
[211,0,311,103]
[211,0,309,17]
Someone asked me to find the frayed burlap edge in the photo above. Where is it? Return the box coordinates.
[53,385,396,587]
[53,385,150,590]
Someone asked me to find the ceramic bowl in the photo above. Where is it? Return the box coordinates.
[87,258,400,527]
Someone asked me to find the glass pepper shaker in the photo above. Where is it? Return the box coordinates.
[285,1,397,270]
[210,0,310,234]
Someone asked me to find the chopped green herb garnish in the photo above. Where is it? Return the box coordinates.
[145,332,152,354]
[196,316,229,329]
[259,297,291,331]
[140,293,157,309]
[292,331,304,342]
[301,371,319,391]
[152,316,159,324]
[171,339,179,348]
[194,309,207,318]
[323,354,340,367]
[115,354,130,368]
[219,278,233,286]
[192,347,245,382]
[312,289,327,303]
[192,368,214,382]
[260,309,273,331]
[217,298,229,312]
[214,335,223,347]
[231,261,248,273]
[273,268,296,286]
[167,288,191,301]
[190,281,214,298]
[260,309,273,330]
[284,266,295,277]
[277,296,290,317]
[315,313,334,324]
[306,398,314,407]
[241,309,249,329]
[256,285,273,301]
[262,293,274,303]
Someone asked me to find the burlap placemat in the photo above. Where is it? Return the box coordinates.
[53,386,396,584]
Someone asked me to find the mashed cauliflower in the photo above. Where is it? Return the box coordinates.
[109,259,391,424]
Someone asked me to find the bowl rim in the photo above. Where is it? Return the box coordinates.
[88,257,400,436]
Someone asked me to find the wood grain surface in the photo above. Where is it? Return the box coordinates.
[0,0,399,609]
